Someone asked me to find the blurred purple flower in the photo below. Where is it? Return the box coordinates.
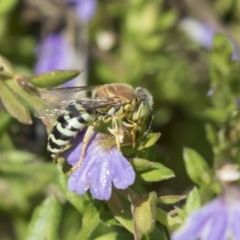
[172,165,240,240]
[35,33,72,74]
[67,0,97,22]
[34,33,82,87]
[180,18,215,49]
[180,18,239,60]
[62,131,135,200]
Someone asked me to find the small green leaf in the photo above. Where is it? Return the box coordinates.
[25,196,61,240]
[185,187,201,215]
[204,107,233,123]
[0,112,12,137]
[183,148,213,187]
[157,10,177,31]
[0,56,14,74]
[75,204,100,240]
[94,232,118,240]
[0,79,32,124]
[205,123,218,147]
[130,192,157,235]
[29,70,83,88]
[158,195,186,205]
[107,191,133,233]
[0,70,13,80]
[175,207,187,221]
[0,150,35,163]
[155,208,182,230]
[132,158,175,182]
[6,77,55,130]
[99,208,121,227]
[0,0,17,16]
[212,34,233,61]
[137,132,161,150]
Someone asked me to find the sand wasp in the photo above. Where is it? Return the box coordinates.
[38,83,153,172]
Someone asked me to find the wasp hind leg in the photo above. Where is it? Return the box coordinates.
[70,124,94,173]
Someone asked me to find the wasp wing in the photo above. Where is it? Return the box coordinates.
[38,86,99,106]
[36,86,100,118]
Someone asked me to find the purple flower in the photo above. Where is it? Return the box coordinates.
[180,18,216,49]
[34,33,82,87]
[35,33,75,74]
[179,18,239,60]
[62,131,135,200]
[67,0,97,22]
[172,164,240,240]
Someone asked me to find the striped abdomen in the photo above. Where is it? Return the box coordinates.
[47,110,90,158]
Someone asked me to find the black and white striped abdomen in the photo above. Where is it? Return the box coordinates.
[47,111,90,158]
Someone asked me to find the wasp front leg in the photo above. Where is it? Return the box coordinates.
[70,124,95,173]
[108,117,126,151]
[123,120,138,148]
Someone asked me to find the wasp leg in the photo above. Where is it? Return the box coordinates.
[53,154,60,163]
[123,120,138,148]
[70,124,94,173]
[108,117,124,151]
[108,117,120,150]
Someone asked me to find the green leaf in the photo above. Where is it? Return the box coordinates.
[57,165,100,240]
[155,208,182,230]
[0,112,12,137]
[137,132,161,150]
[0,56,14,74]
[0,70,13,80]
[145,222,170,240]
[126,2,159,35]
[0,0,17,16]
[205,123,218,147]
[29,70,83,88]
[74,205,100,240]
[94,232,118,240]
[212,34,233,62]
[185,187,201,215]
[158,195,186,205]
[130,192,157,235]
[99,208,121,227]
[183,148,213,187]
[107,191,134,233]
[204,107,234,123]
[26,196,61,240]
[0,150,36,163]
[157,10,177,31]
[6,78,55,130]
[0,79,32,124]
[132,158,175,182]
[175,207,187,222]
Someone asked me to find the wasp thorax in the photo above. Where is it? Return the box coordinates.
[94,83,136,102]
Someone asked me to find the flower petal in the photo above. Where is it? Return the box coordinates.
[109,148,135,189]
[202,209,228,240]
[232,207,240,239]
[35,34,70,74]
[172,199,222,240]
[75,0,96,22]
[62,131,135,200]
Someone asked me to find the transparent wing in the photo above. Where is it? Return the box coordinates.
[36,86,124,119]
[36,86,99,118]
[38,86,99,107]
